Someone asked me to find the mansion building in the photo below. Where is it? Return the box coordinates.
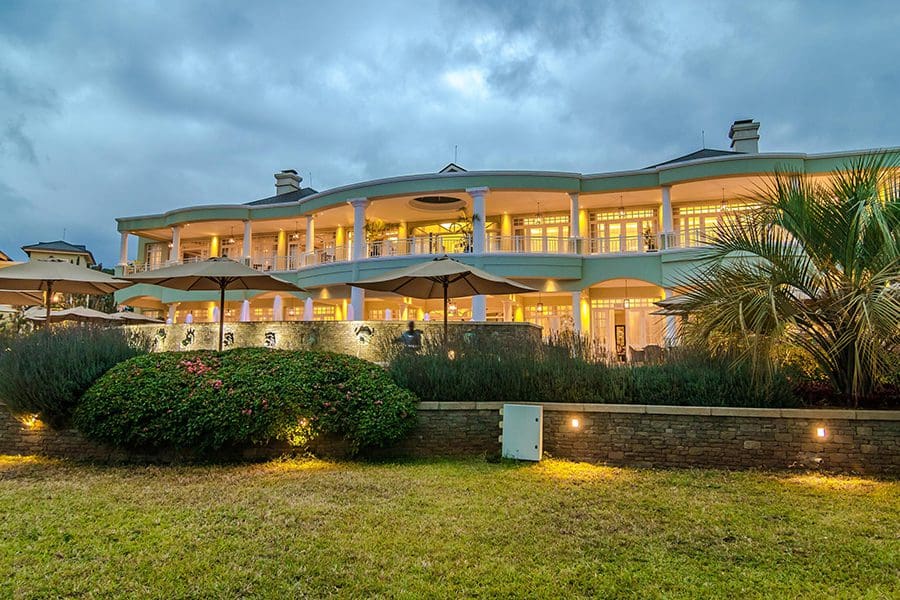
[114,119,884,358]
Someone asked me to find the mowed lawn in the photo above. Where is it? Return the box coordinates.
[0,456,897,599]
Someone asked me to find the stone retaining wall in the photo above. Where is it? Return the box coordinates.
[2,403,898,474]
[125,321,542,363]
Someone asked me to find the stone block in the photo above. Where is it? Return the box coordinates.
[743,440,762,450]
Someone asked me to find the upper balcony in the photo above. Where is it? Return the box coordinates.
[120,230,711,276]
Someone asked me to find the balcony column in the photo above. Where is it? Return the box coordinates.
[663,288,679,346]
[276,230,287,270]
[349,198,369,260]
[466,187,487,254]
[169,226,182,263]
[118,232,129,266]
[349,198,370,321]
[242,220,252,262]
[569,192,580,254]
[661,186,674,249]
[465,187,488,321]
[305,215,315,255]
[571,291,582,335]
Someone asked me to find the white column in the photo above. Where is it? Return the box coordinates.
[466,187,487,254]
[571,291,582,334]
[661,186,674,249]
[350,287,364,321]
[169,226,182,263]
[166,303,178,324]
[569,192,580,253]
[664,287,678,346]
[242,220,253,261]
[118,232,129,265]
[501,299,514,322]
[349,198,369,260]
[471,295,486,322]
[348,199,369,321]
[305,214,315,255]
[303,297,314,321]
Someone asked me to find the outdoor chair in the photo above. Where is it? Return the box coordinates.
[629,346,645,363]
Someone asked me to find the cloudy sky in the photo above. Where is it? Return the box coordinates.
[1,0,898,265]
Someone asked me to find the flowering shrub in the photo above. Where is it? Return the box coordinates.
[73,348,418,453]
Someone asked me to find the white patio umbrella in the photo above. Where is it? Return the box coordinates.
[25,306,118,324]
[124,257,305,350]
[109,311,163,324]
[353,256,535,342]
[0,259,132,321]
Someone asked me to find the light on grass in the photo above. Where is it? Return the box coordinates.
[447,349,456,360]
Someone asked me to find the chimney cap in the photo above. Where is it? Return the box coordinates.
[729,119,760,153]
[280,169,298,175]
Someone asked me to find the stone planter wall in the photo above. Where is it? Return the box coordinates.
[2,403,898,474]
[125,321,542,363]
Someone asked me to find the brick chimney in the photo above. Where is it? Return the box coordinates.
[274,169,302,195]
[729,119,760,153]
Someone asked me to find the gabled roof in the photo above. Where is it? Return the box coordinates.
[244,187,318,206]
[647,148,743,169]
[21,240,96,265]
[439,162,467,173]
[0,250,11,262]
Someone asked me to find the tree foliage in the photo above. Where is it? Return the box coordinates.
[678,154,900,405]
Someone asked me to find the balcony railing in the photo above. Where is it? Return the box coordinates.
[124,231,710,275]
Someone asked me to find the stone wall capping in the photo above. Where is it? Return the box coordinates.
[439,401,476,410]
[779,408,857,420]
[417,402,440,410]
[537,402,586,412]
[474,402,504,411]
[709,407,782,418]
[646,405,712,416]
[856,410,900,421]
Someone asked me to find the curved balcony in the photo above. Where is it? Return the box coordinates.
[123,231,705,276]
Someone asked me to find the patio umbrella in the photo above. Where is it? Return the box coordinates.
[25,306,118,324]
[0,259,132,321]
[124,257,305,350]
[651,295,690,316]
[109,311,163,323]
[0,290,44,306]
[353,256,535,342]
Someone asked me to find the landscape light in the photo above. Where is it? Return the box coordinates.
[816,427,827,438]
[571,418,580,428]
[19,414,41,429]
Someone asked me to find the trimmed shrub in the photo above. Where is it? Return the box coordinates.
[73,348,418,453]
[0,327,147,427]
[386,334,799,408]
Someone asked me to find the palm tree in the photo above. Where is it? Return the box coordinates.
[678,154,900,406]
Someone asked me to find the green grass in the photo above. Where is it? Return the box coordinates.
[0,456,897,599]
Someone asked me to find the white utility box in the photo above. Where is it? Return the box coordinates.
[500,404,543,461]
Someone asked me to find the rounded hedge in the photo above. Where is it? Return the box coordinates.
[73,348,418,453]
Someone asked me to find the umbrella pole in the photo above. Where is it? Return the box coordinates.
[218,283,226,352]
[45,281,53,326]
[443,279,449,346]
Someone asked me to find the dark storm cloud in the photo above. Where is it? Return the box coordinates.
[0,0,899,265]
